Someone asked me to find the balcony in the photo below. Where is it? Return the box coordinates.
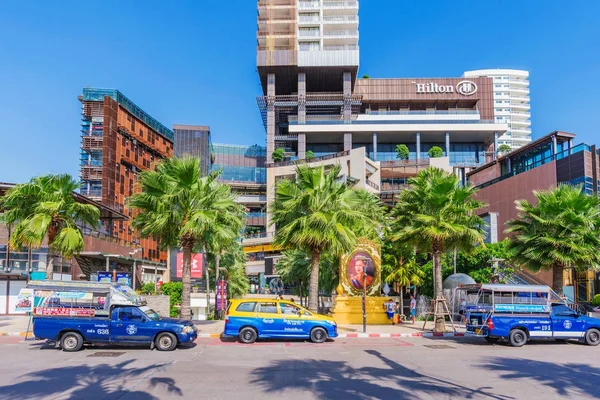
[510,95,529,102]
[509,79,529,86]
[322,15,358,23]
[82,136,103,151]
[322,29,358,38]
[322,0,359,9]
[258,0,295,6]
[299,29,321,38]
[298,1,320,9]
[298,15,321,23]
[323,44,358,51]
[257,49,297,67]
[236,194,267,204]
[510,103,530,110]
[511,111,531,118]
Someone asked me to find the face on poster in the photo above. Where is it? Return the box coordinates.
[348,252,375,290]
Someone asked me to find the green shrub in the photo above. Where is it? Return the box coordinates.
[498,144,512,154]
[305,150,315,160]
[161,282,183,317]
[272,148,285,162]
[395,144,410,160]
[428,146,444,158]
[140,282,156,295]
[592,294,600,307]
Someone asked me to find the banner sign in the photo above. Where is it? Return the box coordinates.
[116,272,131,286]
[97,271,113,283]
[33,307,95,317]
[176,253,204,279]
[216,280,228,311]
[15,288,34,313]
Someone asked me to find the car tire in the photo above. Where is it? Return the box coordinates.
[310,327,327,344]
[155,332,177,351]
[61,332,83,352]
[239,327,257,344]
[485,336,500,344]
[509,329,527,347]
[584,328,600,346]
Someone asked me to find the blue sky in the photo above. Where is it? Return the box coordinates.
[0,1,598,183]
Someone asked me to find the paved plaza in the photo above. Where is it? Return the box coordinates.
[0,335,598,400]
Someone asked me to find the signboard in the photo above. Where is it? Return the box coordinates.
[415,80,478,96]
[176,253,204,279]
[97,271,113,283]
[116,272,131,286]
[494,304,549,313]
[15,288,34,313]
[216,280,228,311]
[33,307,95,317]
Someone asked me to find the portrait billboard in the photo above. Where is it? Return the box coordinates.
[338,238,381,296]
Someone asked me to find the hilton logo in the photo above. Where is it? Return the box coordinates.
[415,80,478,96]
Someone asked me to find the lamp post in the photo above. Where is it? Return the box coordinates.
[362,269,367,333]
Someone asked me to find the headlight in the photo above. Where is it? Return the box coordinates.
[182,326,194,334]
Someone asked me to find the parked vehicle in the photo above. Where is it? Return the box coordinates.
[224,299,338,344]
[460,284,600,347]
[30,281,196,351]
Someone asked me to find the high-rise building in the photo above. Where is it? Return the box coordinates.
[257,0,360,162]
[79,88,174,263]
[173,124,211,176]
[463,69,531,149]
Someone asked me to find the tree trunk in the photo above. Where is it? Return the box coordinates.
[432,244,445,333]
[180,245,192,320]
[308,250,320,313]
[45,250,55,280]
[214,253,221,319]
[552,264,565,296]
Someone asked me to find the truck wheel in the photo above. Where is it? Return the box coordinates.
[509,329,527,347]
[155,333,177,351]
[485,336,500,344]
[239,327,257,344]
[61,332,83,352]
[310,327,327,343]
[584,329,600,346]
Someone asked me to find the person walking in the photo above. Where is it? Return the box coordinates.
[409,295,417,324]
[395,301,401,324]
[383,299,396,325]
[459,298,467,324]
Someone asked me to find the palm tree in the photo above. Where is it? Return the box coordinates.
[128,157,243,320]
[271,164,382,312]
[390,168,486,332]
[506,184,600,295]
[277,250,311,306]
[1,174,100,279]
[382,241,425,317]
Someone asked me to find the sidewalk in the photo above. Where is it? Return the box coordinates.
[0,316,466,339]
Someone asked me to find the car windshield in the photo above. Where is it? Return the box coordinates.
[140,306,160,320]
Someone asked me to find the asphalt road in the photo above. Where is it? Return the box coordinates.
[0,336,598,400]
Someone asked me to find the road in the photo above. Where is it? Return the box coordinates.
[0,335,598,400]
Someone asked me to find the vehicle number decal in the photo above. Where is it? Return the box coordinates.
[97,329,109,335]
[262,319,274,324]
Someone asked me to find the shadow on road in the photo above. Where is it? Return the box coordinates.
[249,349,513,400]
[0,359,183,400]
[479,357,600,398]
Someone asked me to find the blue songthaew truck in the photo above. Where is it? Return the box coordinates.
[460,284,600,347]
[30,281,196,351]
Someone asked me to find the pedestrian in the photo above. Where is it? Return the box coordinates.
[395,301,401,324]
[459,298,467,324]
[383,299,396,325]
[410,294,417,324]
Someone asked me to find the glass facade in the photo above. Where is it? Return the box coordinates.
[307,142,485,165]
[173,127,211,176]
[212,144,266,184]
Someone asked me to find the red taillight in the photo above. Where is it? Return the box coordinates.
[486,318,495,330]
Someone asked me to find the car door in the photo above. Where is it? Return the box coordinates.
[255,301,282,336]
[110,307,155,343]
[278,302,308,337]
[551,304,586,339]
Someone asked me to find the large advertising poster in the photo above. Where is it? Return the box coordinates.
[176,253,204,279]
[14,288,34,313]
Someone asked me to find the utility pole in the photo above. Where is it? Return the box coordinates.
[362,269,367,333]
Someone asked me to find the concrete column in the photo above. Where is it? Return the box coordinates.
[416,132,421,161]
[343,72,352,123]
[445,132,450,157]
[493,132,498,160]
[372,132,378,161]
[298,133,306,160]
[267,73,276,163]
[298,73,306,124]
[551,135,558,157]
[344,133,352,152]
[569,139,574,155]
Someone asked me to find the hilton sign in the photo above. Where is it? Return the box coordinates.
[415,80,478,96]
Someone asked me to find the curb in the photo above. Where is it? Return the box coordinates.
[0,332,28,337]
[338,332,464,338]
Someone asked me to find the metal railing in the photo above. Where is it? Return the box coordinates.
[298,29,321,37]
[366,110,479,115]
[267,150,350,168]
[322,15,358,22]
[322,0,359,7]
[366,179,380,190]
[323,44,359,51]
[322,30,358,37]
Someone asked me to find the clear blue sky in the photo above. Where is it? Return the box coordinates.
[1,1,598,183]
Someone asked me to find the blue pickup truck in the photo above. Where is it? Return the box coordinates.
[461,284,600,347]
[34,306,197,352]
